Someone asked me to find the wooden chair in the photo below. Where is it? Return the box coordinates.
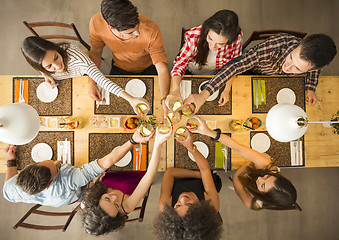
[23,21,91,51]
[242,30,307,49]
[126,187,151,223]
[13,203,80,232]
[180,27,190,50]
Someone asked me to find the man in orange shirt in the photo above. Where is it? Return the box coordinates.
[89,0,170,116]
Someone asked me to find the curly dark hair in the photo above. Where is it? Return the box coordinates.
[101,0,140,31]
[300,34,337,69]
[153,201,223,240]
[81,181,128,236]
[16,164,51,195]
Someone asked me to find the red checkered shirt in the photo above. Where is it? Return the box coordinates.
[203,33,321,95]
[171,25,243,78]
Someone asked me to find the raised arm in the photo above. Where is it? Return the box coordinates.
[159,167,201,211]
[89,46,103,69]
[124,126,173,213]
[4,145,18,182]
[192,116,271,169]
[176,131,220,211]
[97,127,153,169]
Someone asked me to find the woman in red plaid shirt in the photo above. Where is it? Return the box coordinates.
[165,10,243,108]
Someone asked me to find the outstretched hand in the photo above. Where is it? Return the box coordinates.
[189,115,214,137]
[218,89,230,106]
[129,97,150,115]
[306,90,318,105]
[154,123,173,146]
[175,130,194,151]
[4,145,16,160]
[183,90,209,114]
[88,81,102,101]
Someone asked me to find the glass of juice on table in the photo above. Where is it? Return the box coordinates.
[174,127,189,141]
[167,96,183,111]
[140,123,154,137]
[182,103,196,116]
[158,120,172,134]
[59,116,84,129]
[167,111,181,124]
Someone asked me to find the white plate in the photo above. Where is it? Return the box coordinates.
[251,133,271,153]
[276,88,296,104]
[36,82,58,103]
[31,143,53,162]
[188,141,209,162]
[114,147,132,167]
[125,79,146,98]
[199,80,219,102]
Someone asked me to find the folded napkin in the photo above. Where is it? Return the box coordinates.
[133,144,147,171]
[215,142,224,169]
[96,86,110,107]
[290,140,303,166]
[57,140,71,164]
[180,80,191,100]
[14,79,29,104]
[252,79,266,106]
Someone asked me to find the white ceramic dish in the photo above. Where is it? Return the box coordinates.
[199,80,219,102]
[31,143,53,162]
[188,141,209,162]
[251,133,271,153]
[36,82,58,103]
[125,79,146,98]
[276,88,296,104]
[114,148,132,167]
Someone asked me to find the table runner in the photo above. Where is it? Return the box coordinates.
[15,131,74,170]
[251,76,306,113]
[94,77,154,115]
[88,133,149,171]
[250,131,305,167]
[13,77,72,116]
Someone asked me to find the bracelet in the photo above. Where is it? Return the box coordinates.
[188,144,197,153]
[210,128,222,142]
[7,160,17,167]
[129,137,138,145]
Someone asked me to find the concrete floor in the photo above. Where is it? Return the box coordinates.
[0,0,339,239]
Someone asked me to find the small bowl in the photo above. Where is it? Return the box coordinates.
[123,117,140,130]
[247,117,264,130]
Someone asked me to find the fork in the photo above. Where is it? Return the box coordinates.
[59,141,64,163]
[19,79,25,103]
[221,144,228,172]
[135,145,139,170]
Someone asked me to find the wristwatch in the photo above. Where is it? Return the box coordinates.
[7,159,17,167]
[188,144,197,153]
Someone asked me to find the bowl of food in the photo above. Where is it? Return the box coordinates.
[248,117,263,130]
[124,117,140,130]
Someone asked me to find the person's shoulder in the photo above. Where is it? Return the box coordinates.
[266,33,301,45]
[139,14,160,32]
[90,12,104,22]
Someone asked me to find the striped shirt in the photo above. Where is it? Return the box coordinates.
[50,45,124,97]
[203,34,321,95]
[171,25,243,78]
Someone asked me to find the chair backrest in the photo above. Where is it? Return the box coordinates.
[23,21,90,51]
[13,203,80,232]
[126,186,151,223]
[242,30,307,49]
[180,27,190,50]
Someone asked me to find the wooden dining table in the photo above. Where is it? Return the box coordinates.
[0,75,338,173]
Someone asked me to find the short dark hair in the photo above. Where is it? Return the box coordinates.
[300,34,337,69]
[21,36,69,77]
[16,164,52,195]
[195,9,241,67]
[101,0,140,31]
[82,181,128,236]
[153,201,223,240]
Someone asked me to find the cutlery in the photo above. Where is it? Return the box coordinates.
[19,79,25,103]
[293,140,298,165]
[259,80,264,104]
[64,138,68,164]
[135,145,139,170]
[255,80,259,108]
[296,139,301,165]
[59,141,64,163]
[138,144,142,170]
[221,144,228,172]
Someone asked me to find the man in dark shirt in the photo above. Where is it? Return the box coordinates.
[184,33,336,111]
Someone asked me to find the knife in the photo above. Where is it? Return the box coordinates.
[259,80,264,104]
[255,80,259,108]
[138,144,142,170]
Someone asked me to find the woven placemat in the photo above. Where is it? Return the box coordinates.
[94,77,154,115]
[250,131,305,167]
[174,133,231,170]
[13,77,72,116]
[15,131,74,170]
[185,77,231,115]
[89,133,149,171]
[251,76,305,113]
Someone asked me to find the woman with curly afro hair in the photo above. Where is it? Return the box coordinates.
[154,130,223,240]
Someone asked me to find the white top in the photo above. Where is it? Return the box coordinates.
[48,45,124,97]
[188,50,218,75]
